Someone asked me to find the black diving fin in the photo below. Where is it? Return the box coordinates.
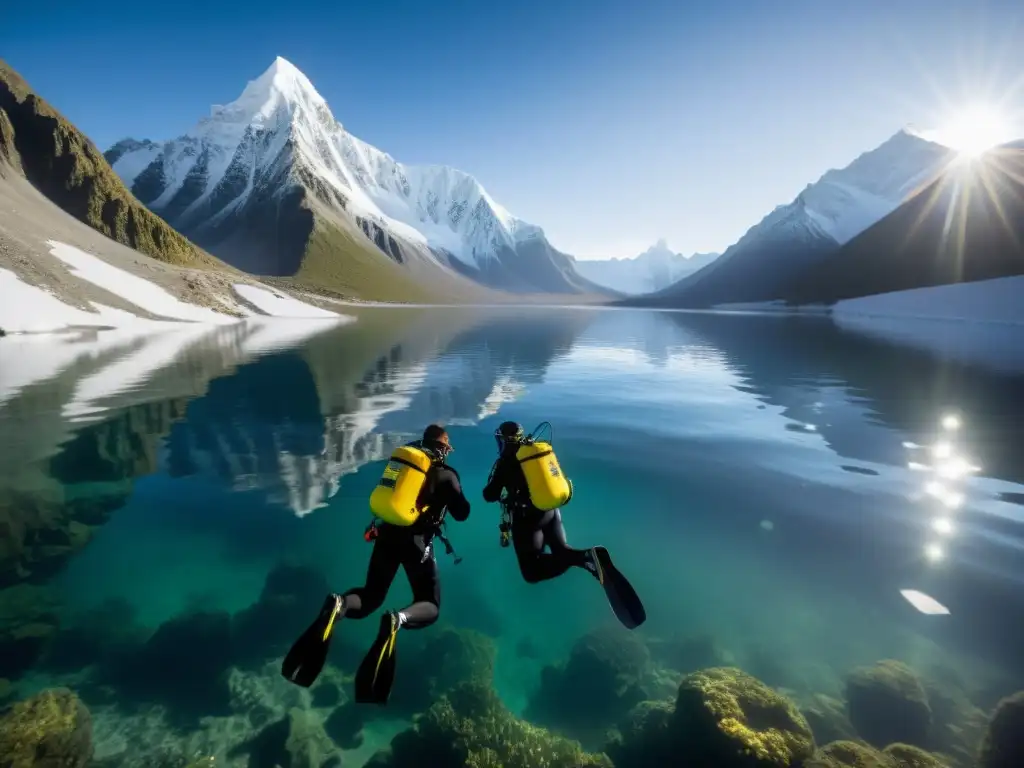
[354,611,400,704]
[589,546,647,630]
[281,593,343,687]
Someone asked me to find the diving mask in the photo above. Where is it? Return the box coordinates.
[494,422,525,453]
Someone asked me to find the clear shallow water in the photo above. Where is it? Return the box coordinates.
[1,307,1023,765]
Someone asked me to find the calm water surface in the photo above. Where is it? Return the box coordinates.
[1,307,1022,765]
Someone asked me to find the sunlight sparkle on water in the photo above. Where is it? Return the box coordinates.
[932,517,955,535]
[933,441,954,460]
[924,543,945,562]
[941,491,964,510]
[941,414,961,431]
[936,456,979,480]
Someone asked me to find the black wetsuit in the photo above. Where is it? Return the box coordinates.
[340,458,469,629]
[483,446,589,583]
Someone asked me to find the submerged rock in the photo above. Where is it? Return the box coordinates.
[606,667,814,767]
[525,627,651,746]
[389,625,497,716]
[800,694,857,746]
[0,583,60,680]
[980,690,1024,768]
[845,660,932,748]
[229,705,341,768]
[673,666,816,767]
[605,698,677,767]
[0,687,93,768]
[919,672,987,767]
[805,740,895,767]
[883,743,950,768]
[323,701,366,750]
[232,563,334,668]
[105,609,234,721]
[367,680,612,768]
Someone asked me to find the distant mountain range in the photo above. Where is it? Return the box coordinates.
[573,240,719,295]
[105,57,606,298]
[628,129,963,308]
[3,52,1021,315]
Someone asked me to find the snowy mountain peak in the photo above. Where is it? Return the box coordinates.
[104,57,596,294]
[234,56,326,117]
[198,56,328,141]
[573,241,720,295]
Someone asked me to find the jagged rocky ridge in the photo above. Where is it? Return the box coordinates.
[0,59,218,268]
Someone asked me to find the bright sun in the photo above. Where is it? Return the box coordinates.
[938,104,1011,157]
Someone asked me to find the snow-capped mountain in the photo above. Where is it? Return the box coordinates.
[573,239,719,295]
[632,129,957,308]
[105,57,602,296]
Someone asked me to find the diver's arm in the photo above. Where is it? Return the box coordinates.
[482,458,508,503]
[441,467,471,522]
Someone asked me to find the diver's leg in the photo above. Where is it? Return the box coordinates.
[512,510,574,583]
[340,534,401,619]
[542,509,593,571]
[396,536,441,630]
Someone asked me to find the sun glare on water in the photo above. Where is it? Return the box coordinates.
[937,104,1012,157]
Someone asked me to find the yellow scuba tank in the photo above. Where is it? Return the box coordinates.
[515,440,573,511]
[369,444,434,525]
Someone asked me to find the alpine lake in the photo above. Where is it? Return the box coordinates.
[1,305,1022,768]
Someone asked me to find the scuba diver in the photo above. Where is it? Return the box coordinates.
[483,420,646,630]
[281,424,470,703]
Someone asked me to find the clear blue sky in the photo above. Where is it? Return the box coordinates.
[4,0,1024,258]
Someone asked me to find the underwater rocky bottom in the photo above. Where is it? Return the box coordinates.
[2,562,1023,768]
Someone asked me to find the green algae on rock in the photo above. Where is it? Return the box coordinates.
[980,690,1024,768]
[845,660,932,749]
[0,687,93,768]
[883,743,950,768]
[805,740,896,768]
[674,666,816,767]
[366,680,613,768]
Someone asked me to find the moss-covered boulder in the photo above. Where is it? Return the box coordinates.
[390,626,497,716]
[845,661,932,748]
[980,691,1024,768]
[805,740,895,768]
[883,743,950,768]
[367,680,612,768]
[673,667,816,767]
[525,627,651,746]
[0,687,93,768]
[801,694,858,746]
[604,699,677,767]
